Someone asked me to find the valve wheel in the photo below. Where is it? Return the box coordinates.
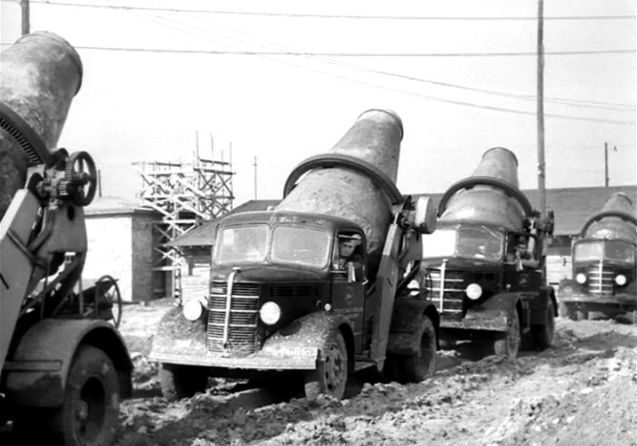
[94,275,123,328]
[66,151,97,206]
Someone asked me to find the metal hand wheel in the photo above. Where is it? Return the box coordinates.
[66,151,97,206]
[94,275,123,328]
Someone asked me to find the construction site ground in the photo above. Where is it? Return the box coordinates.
[111,298,637,446]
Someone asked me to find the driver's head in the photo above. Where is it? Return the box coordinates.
[339,240,356,258]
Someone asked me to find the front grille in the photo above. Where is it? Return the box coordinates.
[207,281,260,354]
[586,262,614,297]
[424,266,465,319]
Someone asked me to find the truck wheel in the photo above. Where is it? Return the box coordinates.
[494,310,521,359]
[396,315,437,383]
[159,363,209,401]
[403,315,437,381]
[304,329,348,400]
[54,345,120,446]
[532,299,555,350]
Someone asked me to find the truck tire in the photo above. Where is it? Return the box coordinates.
[13,345,119,446]
[532,299,555,350]
[494,310,521,359]
[385,315,437,383]
[44,345,120,446]
[304,329,348,400]
[402,315,437,381]
[159,363,209,401]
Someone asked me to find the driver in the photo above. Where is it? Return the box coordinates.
[336,234,364,280]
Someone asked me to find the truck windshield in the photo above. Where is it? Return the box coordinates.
[422,225,503,261]
[271,225,331,268]
[574,240,635,263]
[215,224,269,264]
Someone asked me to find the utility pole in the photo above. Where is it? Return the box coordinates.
[604,142,609,187]
[21,0,30,35]
[537,0,546,215]
[253,156,258,200]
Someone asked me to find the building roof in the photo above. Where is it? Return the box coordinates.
[170,185,637,247]
[525,185,636,235]
[169,199,279,247]
[85,196,157,217]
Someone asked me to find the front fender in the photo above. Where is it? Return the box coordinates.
[443,292,520,332]
[4,319,132,407]
[261,311,354,366]
[150,307,353,370]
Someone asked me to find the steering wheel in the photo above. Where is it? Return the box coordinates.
[66,151,97,206]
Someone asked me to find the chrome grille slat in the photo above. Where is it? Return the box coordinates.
[586,262,614,297]
[425,267,465,318]
[208,281,260,353]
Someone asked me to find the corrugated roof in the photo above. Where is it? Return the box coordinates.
[410,185,637,236]
[524,185,636,235]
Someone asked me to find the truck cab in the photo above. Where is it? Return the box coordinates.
[207,211,369,356]
[559,193,637,320]
[422,223,544,320]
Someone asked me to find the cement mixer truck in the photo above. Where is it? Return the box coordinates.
[150,109,439,400]
[420,148,556,359]
[558,193,637,320]
[0,32,131,445]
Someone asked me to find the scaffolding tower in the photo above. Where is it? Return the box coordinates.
[138,155,234,297]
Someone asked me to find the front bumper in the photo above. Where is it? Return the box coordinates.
[440,309,508,332]
[150,340,318,370]
[559,293,637,313]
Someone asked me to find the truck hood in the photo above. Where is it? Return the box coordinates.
[210,264,327,283]
[422,257,503,270]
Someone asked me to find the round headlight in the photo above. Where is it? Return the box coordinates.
[575,273,587,284]
[259,301,281,325]
[465,283,483,300]
[615,274,627,286]
[183,299,203,321]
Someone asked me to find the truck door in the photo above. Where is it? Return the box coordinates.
[331,232,366,350]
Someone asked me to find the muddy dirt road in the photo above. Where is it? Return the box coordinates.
[113,300,636,446]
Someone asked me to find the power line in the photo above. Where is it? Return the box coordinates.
[165,9,635,111]
[3,3,632,125]
[325,61,636,111]
[96,10,637,118]
[67,45,637,57]
[71,45,635,125]
[13,0,637,21]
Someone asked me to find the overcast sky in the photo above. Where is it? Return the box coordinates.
[1,0,635,209]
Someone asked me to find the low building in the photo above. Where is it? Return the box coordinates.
[83,197,162,302]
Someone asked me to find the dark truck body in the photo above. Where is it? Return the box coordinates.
[420,148,556,358]
[150,109,439,399]
[559,193,637,320]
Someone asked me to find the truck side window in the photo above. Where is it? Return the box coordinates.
[335,232,365,282]
[507,233,538,270]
